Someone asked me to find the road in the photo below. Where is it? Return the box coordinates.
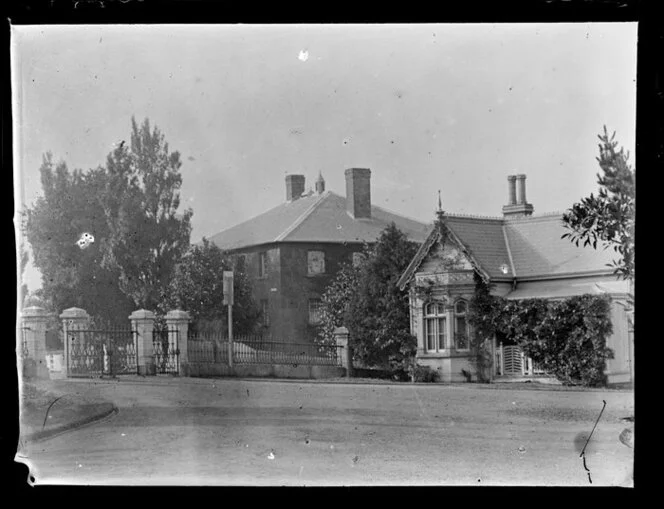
[17,377,634,486]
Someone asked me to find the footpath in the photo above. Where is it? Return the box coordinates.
[19,379,117,443]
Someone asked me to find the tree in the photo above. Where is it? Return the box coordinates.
[319,223,419,376]
[562,126,635,281]
[99,117,193,312]
[317,258,365,347]
[166,238,260,336]
[24,117,193,323]
[24,154,135,323]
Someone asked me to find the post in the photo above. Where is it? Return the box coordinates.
[20,306,51,379]
[499,342,504,376]
[520,350,525,376]
[334,326,351,378]
[129,309,156,376]
[223,271,234,368]
[166,309,190,376]
[59,307,90,378]
[491,335,496,380]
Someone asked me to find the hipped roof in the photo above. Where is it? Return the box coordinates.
[208,191,432,251]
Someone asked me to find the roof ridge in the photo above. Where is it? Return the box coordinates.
[370,202,432,227]
[445,212,504,221]
[274,191,331,242]
[505,211,565,222]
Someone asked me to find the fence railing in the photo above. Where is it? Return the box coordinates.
[187,332,343,367]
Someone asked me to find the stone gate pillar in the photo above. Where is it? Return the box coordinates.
[20,306,50,379]
[59,307,90,378]
[334,326,352,378]
[166,309,190,376]
[130,309,156,376]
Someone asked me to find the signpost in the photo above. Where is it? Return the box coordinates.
[223,271,234,367]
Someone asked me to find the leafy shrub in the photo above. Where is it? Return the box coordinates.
[469,275,615,387]
[413,365,440,383]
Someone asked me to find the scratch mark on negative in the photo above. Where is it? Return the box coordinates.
[579,399,607,484]
[43,395,66,430]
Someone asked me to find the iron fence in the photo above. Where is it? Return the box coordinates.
[66,326,138,377]
[152,327,180,375]
[187,332,343,367]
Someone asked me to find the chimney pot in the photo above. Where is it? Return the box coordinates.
[502,173,533,219]
[344,168,371,219]
[507,175,517,206]
[516,174,527,205]
[285,174,305,201]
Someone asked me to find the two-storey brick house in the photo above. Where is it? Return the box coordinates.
[208,168,431,345]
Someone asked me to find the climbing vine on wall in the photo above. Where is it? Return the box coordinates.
[467,272,615,387]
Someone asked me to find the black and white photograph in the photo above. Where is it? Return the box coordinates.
[12,22,635,486]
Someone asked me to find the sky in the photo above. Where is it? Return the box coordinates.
[12,23,637,294]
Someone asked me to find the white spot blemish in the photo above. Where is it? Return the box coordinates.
[267,451,275,460]
[76,232,94,250]
[298,50,309,62]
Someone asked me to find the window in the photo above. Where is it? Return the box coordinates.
[235,254,247,272]
[424,302,447,352]
[352,252,365,268]
[258,252,268,278]
[260,299,270,327]
[308,298,323,325]
[307,250,326,275]
[454,300,469,350]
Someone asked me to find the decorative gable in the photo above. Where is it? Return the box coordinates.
[419,242,474,273]
[415,241,475,287]
[397,218,491,291]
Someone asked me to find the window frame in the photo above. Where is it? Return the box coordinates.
[258,251,268,279]
[308,298,323,325]
[454,299,470,351]
[260,299,270,327]
[423,301,447,353]
[352,252,365,268]
[307,250,326,276]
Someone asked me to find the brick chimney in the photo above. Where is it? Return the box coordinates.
[345,168,371,219]
[285,174,305,201]
[502,174,533,219]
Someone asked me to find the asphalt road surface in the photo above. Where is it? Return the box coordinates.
[17,377,634,486]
